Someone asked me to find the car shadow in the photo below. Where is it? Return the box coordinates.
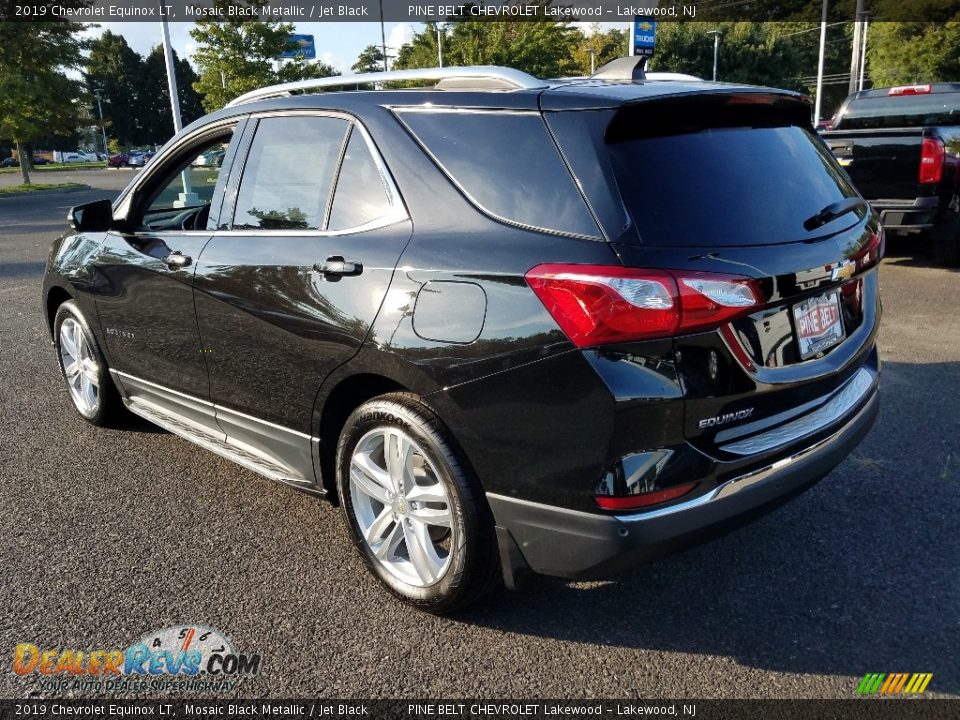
[883,234,959,271]
[0,260,47,279]
[452,360,960,696]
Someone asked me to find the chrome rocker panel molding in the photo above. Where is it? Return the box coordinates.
[110,370,324,496]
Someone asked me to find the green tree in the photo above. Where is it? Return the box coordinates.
[393,10,579,78]
[0,16,88,184]
[140,45,205,145]
[352,44,386,74]
[85,30,144,148]
[866,22,960,87]
[568,25,628,76]
[190,0,327,111]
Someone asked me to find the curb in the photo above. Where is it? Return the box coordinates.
[0,184,91,198]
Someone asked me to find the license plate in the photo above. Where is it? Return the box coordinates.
[792,290,845,359]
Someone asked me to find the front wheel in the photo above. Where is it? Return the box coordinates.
[53,301,125,426]
[336,393,500,613]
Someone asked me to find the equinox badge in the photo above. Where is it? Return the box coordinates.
[699,408,755,429]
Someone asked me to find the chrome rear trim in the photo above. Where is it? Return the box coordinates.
[720,367,876,456]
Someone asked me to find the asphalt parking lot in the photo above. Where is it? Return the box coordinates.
[1,169,957,699]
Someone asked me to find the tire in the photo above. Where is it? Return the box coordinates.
[336,393,500,613]
[932,205,960,267]
[53,301,126,426]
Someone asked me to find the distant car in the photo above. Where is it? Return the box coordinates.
[0,157,18,167]
[108,153,132,168]
[127,151,156,168]
[31,157,50,166]
[61,152,95,164]
[193,148,225,167]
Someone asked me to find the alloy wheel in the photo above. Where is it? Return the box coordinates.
[59,317,100,416]
[349,427,455,587]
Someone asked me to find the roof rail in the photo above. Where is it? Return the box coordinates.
[225,66,549,108]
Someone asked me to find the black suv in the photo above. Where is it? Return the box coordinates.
[43,63,881,613]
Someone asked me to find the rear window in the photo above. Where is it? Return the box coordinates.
[396,110,601,239]
[609,115,860,247]
[836,93,960,129]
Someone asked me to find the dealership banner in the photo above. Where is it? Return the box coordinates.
[0,700,957,719]
[0,0,957,23]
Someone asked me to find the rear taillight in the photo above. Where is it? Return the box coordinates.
[594,481,699,511]
[920,137,944,184]
[525,264,763,347]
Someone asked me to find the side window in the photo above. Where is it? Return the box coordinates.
[139,133,234,232]
[328,128,395,231]
[233,116,348,230]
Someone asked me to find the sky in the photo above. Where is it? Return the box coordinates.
[84,21,627,74]
[89,22,433,73]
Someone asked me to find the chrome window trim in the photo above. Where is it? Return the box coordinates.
[230,109,409,235]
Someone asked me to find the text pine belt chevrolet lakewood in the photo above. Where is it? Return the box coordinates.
[43,61,881,613]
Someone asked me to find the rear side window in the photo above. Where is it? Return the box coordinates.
[328,129,394,231]
[837,93,960,129]
[233,116,348,230]
[396,110,600,239]
[608,109,860,247]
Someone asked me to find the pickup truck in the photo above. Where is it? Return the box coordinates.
[822,83,960,265]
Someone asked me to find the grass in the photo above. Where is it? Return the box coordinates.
[0,182,86,194]
[0,161,107,174]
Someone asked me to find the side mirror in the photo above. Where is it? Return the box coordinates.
[68,199,113,232]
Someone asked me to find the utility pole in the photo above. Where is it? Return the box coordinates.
[848,0,865,95]
[707,30,721,81]
[814,0,829,124]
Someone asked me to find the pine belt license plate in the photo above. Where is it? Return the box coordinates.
[793,290,845,359]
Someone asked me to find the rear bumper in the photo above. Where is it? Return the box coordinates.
[490,385,879,583]
[873,196,939,230]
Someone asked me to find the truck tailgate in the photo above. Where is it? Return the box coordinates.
[823,128,923,200]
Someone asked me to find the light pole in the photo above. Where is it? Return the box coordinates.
[707,30,721,81]
[588,48,596,75]
[379,0,388,71]
[814,0,828,124]
[94,91,108,157]
[858,16,870,91]
[436,22,444,68]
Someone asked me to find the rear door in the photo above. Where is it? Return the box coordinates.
[823,129,924,200]
[193,112,410,449]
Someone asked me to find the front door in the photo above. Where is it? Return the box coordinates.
[96,123,243,423]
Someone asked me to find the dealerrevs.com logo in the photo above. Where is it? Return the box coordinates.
[12,625,261,693]
[856,673,933,695]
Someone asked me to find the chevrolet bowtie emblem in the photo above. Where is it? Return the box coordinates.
[831,260,856,281]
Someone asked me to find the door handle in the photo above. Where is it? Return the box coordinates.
[164,251,192,270]
[313,256,363,277]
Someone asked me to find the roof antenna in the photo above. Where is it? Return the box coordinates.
[591,56,647,82]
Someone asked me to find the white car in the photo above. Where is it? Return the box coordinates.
[60,151,98,163]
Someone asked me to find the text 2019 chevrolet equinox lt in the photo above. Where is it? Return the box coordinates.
[43,62,881,613]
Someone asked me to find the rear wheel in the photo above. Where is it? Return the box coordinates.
[53,301,125,426]
[932,206,960,266]
[336,393,500,613]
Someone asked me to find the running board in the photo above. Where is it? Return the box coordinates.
[124,396,324,495]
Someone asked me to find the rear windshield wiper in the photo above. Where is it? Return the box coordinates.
[803,197,867,231]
